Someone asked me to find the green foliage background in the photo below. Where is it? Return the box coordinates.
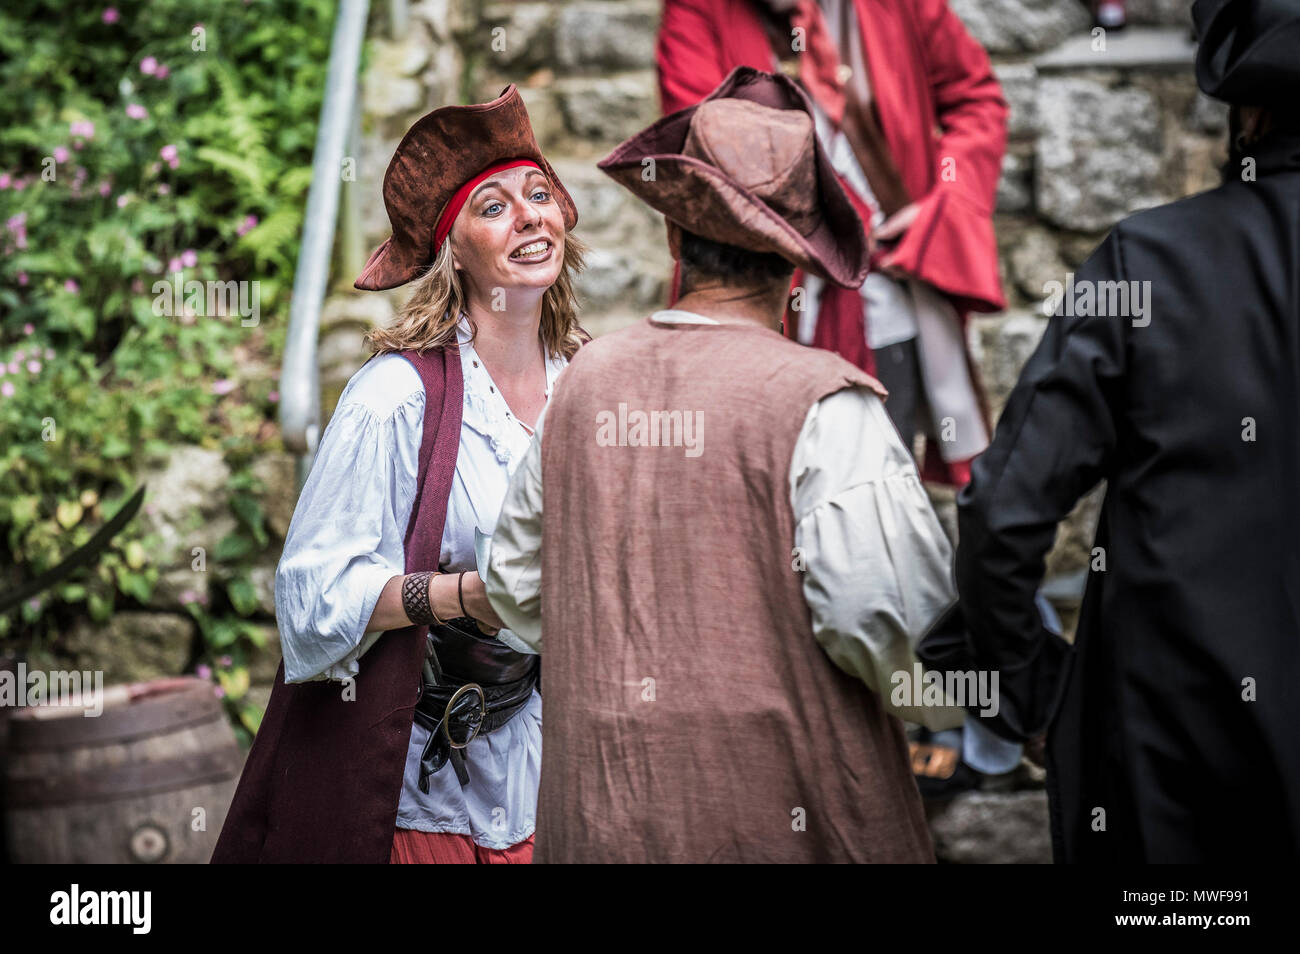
[0,0,337,744]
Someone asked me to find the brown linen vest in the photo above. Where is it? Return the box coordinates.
[535,316,935,862]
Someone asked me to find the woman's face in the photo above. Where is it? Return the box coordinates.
[449,165,566,297]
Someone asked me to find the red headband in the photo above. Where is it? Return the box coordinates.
[432,158,544,253]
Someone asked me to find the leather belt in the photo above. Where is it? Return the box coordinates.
[413,617,539,790]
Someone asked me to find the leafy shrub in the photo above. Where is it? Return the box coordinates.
[0,0,337,743]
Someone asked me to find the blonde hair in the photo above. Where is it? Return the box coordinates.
[364,232,589,360]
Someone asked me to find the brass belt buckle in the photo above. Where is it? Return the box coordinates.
[443,682,486,750]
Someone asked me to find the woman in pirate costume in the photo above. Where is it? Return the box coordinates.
[212,87,584,864]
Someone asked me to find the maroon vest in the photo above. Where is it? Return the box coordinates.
[211,346,462,864]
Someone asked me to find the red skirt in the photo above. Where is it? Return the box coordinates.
[389,827,534,864]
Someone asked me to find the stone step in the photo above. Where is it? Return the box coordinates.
[1035,25,1197,72]
[927,789,1053,863]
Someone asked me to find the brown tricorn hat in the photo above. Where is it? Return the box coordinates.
[597,66,869,288]
[354,85,579,291]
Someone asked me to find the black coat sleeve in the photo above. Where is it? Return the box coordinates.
[920,228,1129,740]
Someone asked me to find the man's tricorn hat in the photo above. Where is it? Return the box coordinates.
[596,66,870,289]
[354,85,578,291]
[1194,0,1300,106]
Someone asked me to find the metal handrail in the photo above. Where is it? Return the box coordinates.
[280,0,371,487]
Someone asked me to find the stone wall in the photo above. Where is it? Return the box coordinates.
[321,0,1226,644]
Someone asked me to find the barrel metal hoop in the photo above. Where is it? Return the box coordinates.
[4,745,245,808]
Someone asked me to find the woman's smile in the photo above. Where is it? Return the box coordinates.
[508,238,553,264]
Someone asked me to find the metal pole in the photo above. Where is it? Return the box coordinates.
[281,0,371,480]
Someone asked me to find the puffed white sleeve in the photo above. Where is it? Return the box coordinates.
[273,390,424,684]
[486,408,545,652]
[792,386,963,729]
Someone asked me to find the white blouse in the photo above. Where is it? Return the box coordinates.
[273,316,565,849]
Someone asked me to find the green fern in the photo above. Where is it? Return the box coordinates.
[240,205,299,270]
[194,145,268,198]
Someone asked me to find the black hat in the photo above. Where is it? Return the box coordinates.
[1194,0,1300,106]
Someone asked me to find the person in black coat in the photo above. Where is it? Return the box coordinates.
[920,0,1300,863]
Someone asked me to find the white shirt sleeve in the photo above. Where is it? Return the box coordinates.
[273,387,424,684]
[791,386,963,729]
[485,409,546,652]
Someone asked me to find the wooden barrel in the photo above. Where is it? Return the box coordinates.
[3,676,244,863]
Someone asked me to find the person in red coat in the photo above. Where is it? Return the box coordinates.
[658,0,1007,488]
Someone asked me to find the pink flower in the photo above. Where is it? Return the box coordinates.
[212,379,236,396]
[156,183,170,195]
[219,655,233,667]
[214,685,226,698]
[116,194,129,208]
[168,256,182,273]
[236,214,259,237]
[17,272,28,286]
[102,8,119,23]
[70,120,95,139]
[6,213,27,251]
[0,173,11,189]
[140,56,158,76]
[44,348,54,360]
[26,359,40,374]
[14,350,24,362]
[52,146,69,163]
[125,103,147,120]
[98,181,111,196]
[5,362,16,375]
[64,279,79,293]
[159,144,178,162]
[195,662,211,679]
[167,156,179,170]
[155,65,170,80]
[268,390,280,403]
[181,248,197,268]
[12,178,26,191]
[22,323,33,335]
[1,382,13,398]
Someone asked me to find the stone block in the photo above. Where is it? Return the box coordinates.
[951,0,1091,55]
[554,73,658,145]
[1034,77,1165,231]
[480,2,556,72]
[62,612,196,685]
[995,63,1039,140]
[996,149,1033,214]
[1006,225,1069,303]
[928,790,1053,863]
[555,2,659,72]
